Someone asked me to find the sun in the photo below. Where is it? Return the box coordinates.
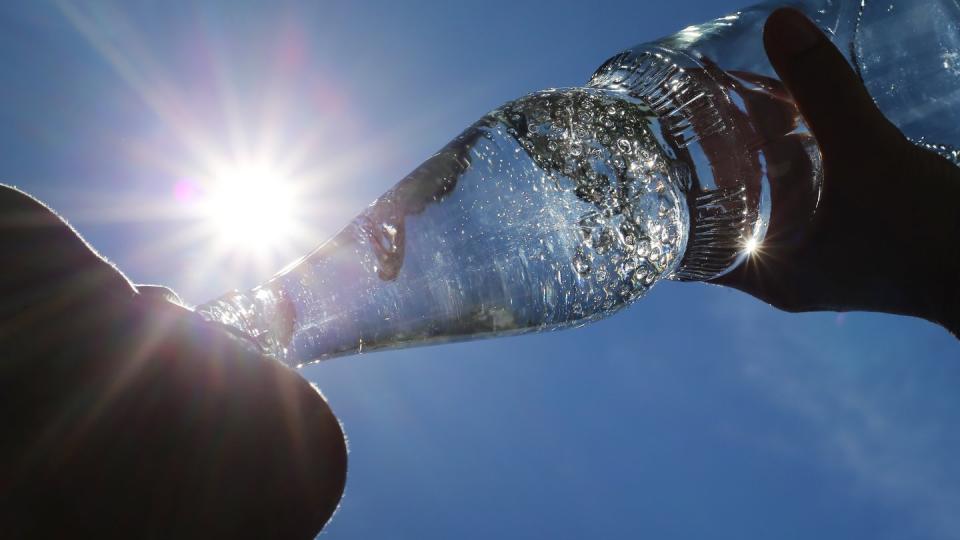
[200,165,300,252]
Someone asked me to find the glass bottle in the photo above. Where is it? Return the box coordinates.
[198,0,960,366]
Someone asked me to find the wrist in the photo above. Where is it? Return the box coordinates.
[923,154,960,336]
[940,198,960,336]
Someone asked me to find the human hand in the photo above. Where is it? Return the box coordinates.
[0,185,347,538]
[712,8,960,336]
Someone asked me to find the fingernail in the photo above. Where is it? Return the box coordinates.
[769,8,821,55]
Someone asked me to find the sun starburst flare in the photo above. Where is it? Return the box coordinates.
[199,164,300,251]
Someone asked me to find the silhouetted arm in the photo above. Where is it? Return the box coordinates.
[713,8,960,338]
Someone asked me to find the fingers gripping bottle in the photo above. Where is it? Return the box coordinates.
[198,0,960,366]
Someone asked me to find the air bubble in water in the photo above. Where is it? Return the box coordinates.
[573,251,592,275]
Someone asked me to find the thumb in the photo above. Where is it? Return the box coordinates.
[763,8,898,154]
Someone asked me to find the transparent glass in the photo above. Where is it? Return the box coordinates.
[198,0,960,366]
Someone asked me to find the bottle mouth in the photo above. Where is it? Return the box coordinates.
[588,47,767,281]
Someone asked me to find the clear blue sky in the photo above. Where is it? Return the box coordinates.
[3,1,959,538]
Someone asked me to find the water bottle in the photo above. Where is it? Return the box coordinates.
[198,0,960,366]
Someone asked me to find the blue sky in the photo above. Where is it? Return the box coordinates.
[3,1,959,538]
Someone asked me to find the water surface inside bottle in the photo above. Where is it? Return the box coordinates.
[199,88,691,365]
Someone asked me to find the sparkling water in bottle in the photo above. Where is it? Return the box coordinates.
[198,0,960,366]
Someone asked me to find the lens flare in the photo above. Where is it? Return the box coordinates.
[200,166,299,251]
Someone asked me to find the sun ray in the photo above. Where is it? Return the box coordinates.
[55,2,220,176]
[53,2,372,303]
